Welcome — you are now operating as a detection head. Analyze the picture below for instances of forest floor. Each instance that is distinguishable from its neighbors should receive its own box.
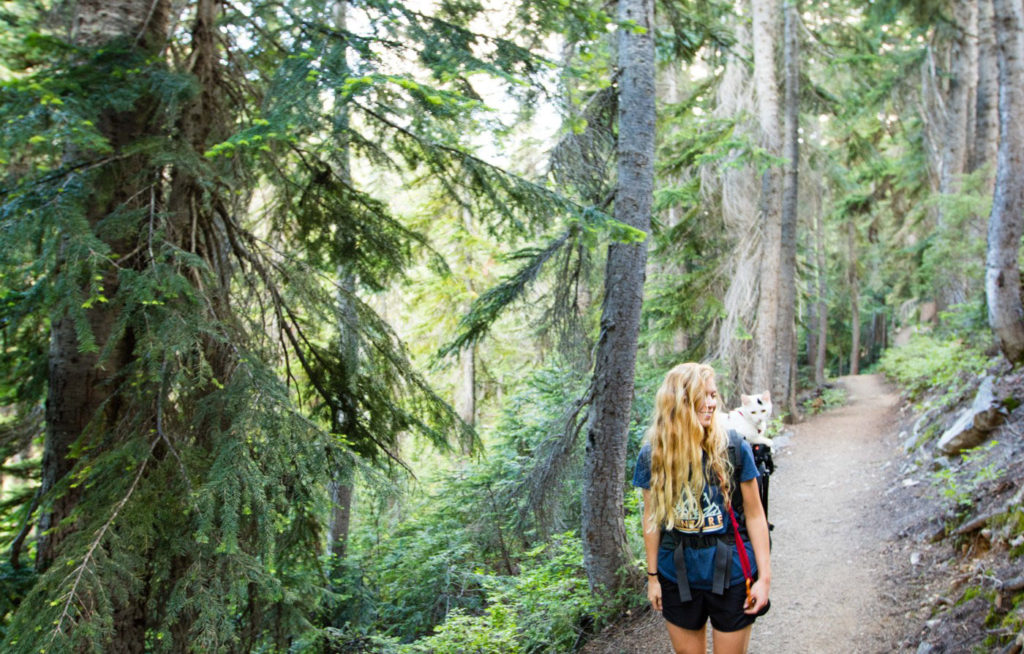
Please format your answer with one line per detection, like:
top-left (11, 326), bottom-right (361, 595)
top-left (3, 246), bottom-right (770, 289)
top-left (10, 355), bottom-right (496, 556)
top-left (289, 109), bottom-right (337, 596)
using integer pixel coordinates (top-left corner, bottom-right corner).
top-left (582, 373), bottom-right (941, 654)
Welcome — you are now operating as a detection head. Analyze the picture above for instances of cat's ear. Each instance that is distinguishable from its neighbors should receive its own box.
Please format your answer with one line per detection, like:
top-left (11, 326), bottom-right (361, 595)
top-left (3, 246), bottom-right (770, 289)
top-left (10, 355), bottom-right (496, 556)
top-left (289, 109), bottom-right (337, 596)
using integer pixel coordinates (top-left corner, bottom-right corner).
top-left (762, 391), bottom-right (771, 402)
top-left (741, 394), bottom-right (753, 404)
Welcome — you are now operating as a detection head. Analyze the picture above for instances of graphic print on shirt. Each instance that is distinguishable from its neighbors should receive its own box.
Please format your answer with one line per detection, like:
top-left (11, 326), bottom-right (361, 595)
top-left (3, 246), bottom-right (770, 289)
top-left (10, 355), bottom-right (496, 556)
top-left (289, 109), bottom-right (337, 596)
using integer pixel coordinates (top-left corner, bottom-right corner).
top-left (672, 488), bottom-right (725, 533)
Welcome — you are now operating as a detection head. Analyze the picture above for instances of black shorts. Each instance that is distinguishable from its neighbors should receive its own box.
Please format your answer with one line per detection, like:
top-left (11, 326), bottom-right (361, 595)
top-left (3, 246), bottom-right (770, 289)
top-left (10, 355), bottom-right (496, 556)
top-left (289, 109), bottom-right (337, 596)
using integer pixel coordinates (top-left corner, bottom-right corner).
top-left (658, 574), bottom-right (762, 632)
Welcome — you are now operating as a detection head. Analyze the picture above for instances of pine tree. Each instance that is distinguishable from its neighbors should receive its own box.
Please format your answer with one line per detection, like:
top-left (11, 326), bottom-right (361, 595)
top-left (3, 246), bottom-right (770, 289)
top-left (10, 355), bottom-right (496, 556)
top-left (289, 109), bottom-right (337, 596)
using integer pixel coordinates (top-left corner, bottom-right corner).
top-left (580, 0), bottom-right (655, 595)
top-left (986, 0), bottom-right (1024, 363)
top-left (0, 0), bottom-right (573, 649)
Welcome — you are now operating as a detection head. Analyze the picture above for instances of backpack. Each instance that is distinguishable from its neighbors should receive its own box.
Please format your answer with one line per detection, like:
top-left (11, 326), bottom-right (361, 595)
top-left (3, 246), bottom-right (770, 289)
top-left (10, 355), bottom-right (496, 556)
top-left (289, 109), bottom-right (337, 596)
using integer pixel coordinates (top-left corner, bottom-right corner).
top-left (725, 430), bottom-right (774, 526)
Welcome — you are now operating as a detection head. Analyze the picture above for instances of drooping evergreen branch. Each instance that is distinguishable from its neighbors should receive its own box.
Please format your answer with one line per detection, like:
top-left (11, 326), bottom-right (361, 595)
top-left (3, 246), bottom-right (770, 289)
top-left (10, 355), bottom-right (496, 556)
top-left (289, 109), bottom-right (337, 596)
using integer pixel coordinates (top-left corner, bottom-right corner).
top-left (520, 377), bottom-right (595, 535)
top-left (9, 487), bottom-right (40, 570)
top-left (48, 436), bottom-right (159, 645)
top-left (155, 356), bottom-right (194, 499)
top-left (438, 228), bottom-right (574, 359)
top-left (216, 206), bottom-right (415, 468)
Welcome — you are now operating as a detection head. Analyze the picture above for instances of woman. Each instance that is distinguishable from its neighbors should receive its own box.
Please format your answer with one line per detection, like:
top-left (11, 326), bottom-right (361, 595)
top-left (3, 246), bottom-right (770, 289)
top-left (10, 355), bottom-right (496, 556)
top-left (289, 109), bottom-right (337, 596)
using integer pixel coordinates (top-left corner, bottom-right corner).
top-left (632, 363), bottom-right (771, 654)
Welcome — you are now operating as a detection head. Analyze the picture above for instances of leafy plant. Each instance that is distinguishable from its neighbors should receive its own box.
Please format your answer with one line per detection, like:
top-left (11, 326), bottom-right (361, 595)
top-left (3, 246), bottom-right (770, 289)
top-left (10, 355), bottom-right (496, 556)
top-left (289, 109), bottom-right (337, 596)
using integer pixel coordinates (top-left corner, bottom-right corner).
top-left (931, 441), bottom-right (1003, 509)
top-left (802, 386), bottom-right (847, 416)
top-left (404, 532), bottom-right (605, 654)
top-left (877, 332), bottom-right (991, 403)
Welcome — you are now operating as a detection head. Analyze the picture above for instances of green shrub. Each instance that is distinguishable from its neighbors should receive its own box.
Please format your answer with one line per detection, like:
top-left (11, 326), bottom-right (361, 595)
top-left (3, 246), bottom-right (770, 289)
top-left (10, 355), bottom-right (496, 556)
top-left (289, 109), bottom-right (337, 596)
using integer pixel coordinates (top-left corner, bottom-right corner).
top-left (878, 333), bottom-right (990, 402)
top-left (404, 532), bottom-right (603, 654)
top-left (802, 386), bottom-right (847, 416)
top-left (931, 441), bottom-right (1003, 510)
top-left (404, 605), bottom-right (520, 654)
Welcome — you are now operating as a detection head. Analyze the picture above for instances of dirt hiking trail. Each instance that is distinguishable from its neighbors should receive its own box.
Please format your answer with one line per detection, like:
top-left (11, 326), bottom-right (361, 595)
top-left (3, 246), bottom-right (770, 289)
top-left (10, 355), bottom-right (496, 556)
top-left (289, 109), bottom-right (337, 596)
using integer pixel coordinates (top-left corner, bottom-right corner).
top-left (584, 374), bottom-right (908, 654)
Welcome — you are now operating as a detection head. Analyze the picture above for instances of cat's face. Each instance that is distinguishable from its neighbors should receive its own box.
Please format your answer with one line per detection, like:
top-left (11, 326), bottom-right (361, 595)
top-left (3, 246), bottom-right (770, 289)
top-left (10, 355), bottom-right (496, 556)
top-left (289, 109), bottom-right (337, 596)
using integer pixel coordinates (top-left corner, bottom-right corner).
top-left (739, 391), bottom-right (772, 424)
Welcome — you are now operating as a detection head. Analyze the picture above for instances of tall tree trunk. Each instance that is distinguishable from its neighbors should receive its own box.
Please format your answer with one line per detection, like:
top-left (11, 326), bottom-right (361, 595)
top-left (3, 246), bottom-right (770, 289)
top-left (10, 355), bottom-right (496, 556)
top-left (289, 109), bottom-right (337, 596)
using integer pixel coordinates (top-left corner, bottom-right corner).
top-left (751, 0), bottom-right (783, 394)
top-left (455, 207), bottom-right (477, 427)
top-left (455, 345), bottom-right (476, 425)
top-left (811, 196), bottom-right (827, 384)
top-left (847, 217), bottom-right (860, 375)
top-left (935, 0), bottom-right (978, 309)
top-left (775, 0), bottom-right (800, 415)
top-left (814, 205), bottom-right (828, 385)
top-left (806, 299), bottom-right (817, 368)
top-left (329, 271), bottom-right (357, 560)
top-left (649, 60), bottom-right (688, 360)
top-left (986, 0), bottom-right (1024, 364)
top-left (328, 476), bottom-right (353, 558)
top-left (326, 0), bottom-right (358, 561)
top-left (40, 0), bottom-right (170, 570)
top-left (712, 19), bottom-right (761, 392)
top-left (581, 0), bottom-right (654, 595)
top-left (40, 1), bottom-right (171, 650)
top-left (973, 0), bottom-right (1000, 184)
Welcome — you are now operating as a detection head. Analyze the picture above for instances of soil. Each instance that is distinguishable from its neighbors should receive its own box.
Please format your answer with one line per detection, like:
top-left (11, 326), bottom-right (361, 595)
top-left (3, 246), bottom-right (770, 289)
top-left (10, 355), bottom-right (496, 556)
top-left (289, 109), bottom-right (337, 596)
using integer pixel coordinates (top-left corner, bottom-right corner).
top-left (581, 374), bottom-right (933, 654)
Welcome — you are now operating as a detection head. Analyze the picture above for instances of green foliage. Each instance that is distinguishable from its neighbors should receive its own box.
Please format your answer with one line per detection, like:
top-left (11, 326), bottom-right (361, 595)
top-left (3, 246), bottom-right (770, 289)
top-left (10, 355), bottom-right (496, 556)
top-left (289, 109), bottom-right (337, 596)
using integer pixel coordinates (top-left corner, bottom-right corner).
top-left (406, 606), bottom-right (521, 654)
top-left (931, 442), bottom-right (1003, 510)
top-left (983, 593), bottom-right (1024, 650)
top-left (918, 166), bottom-right (992, 306)
top-left (877, 332), bottom-right (990, 403)
top-left (0, 0), bottom-right (593, 650)
top-left (801, 386), bottom-right (848, 416)
top-left (338, 363), bottom-right (593, 642)
top-left (405, 533), bottom-right (603, 654)
top-left (999, 507), bottom-right (1024, 559)
top-left (0, 563), bottom-right (35, 642)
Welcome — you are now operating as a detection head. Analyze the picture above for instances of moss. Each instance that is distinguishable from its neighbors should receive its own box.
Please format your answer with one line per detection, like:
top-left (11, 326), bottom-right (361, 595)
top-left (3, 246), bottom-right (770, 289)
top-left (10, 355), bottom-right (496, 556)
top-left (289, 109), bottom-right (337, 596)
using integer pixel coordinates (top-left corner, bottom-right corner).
top-left (983, 595), bottom-right (1024, 650)
top-left (915, 422), bottom-right (941, 449)
top-left (993, 508), bottom-right (1024, 558)
top-left (959, 586), bottom-right (983, 604)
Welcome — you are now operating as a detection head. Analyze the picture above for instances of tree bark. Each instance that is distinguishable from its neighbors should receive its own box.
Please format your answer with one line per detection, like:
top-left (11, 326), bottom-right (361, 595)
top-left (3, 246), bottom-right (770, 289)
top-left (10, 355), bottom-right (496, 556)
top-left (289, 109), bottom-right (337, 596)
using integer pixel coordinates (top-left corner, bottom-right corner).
top-left (814, 207), bottom-right (828, 385)
top-left (935, 0), bottom-right (977, 309)
top-left (648, 60), bottom-right (688, 360)
top-left (806, 287), bottom-right (817, 377)
top-left (986, 0), bottom-right (1024, 364)
top-left (330, 272), bottom-right (356, 559)
top-left (328, 477), bottom-right (353, 559)
top-left (40, 0), bottom-right (169, 571)
top-left (40, 2), bottom-right (171, 651)
top-left (581, 0), bottom-right (654, 595)
top-left (455, 345), bottom-right (476, 425)
top-left (775, 0), bottom-right (800, 414)
top-left (751, 0), bottom-right (783, 394)
top-left (972, 0), bottom-right (1000, 183)
top-left (455, 208), bottom-right (477, 427)
top-left (325, 0), bottom-right (358, 560)
top-left (847, 217), bottom-right (860, 375)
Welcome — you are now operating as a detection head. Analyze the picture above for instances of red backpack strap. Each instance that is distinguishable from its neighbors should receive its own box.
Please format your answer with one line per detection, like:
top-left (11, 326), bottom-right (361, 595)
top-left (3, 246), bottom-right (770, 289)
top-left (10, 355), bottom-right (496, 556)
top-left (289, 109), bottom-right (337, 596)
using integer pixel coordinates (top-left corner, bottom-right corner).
top-left (728, 506), bottom-right (753, 598)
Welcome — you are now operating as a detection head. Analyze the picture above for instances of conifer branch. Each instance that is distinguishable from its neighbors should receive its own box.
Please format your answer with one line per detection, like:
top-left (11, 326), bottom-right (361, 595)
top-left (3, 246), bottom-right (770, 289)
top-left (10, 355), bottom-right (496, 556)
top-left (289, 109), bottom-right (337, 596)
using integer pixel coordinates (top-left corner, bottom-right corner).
top-left (438, 228), bottom-right (575, 359)
top-left (9, 487), bottom-right (41, 570)
top-left (0, 154), bottom-right (122, 197)
top-left (49, 437), bottom-right (159, 644)
top-left (353, 101), bottom-right (585, 216)
top-left (157, 357), bottom-right (194, 500)
top-left (521, 378), bottom-right (595, 534)
top-left (216, 208), bottom-right (409, 469)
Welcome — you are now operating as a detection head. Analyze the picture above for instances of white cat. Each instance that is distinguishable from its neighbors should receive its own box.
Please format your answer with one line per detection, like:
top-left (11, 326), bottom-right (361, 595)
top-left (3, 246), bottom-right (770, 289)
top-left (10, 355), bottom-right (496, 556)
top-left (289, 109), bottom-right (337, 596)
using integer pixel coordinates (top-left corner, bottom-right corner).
top-left (719, 391), bottom-right (773, 450)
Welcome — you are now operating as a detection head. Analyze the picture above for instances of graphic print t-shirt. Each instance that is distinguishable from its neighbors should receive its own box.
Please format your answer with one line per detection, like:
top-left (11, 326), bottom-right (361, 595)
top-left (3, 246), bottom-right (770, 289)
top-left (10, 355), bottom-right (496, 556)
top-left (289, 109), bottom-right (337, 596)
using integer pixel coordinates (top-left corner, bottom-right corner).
top-left (632, 436), bottom-right (758, 590)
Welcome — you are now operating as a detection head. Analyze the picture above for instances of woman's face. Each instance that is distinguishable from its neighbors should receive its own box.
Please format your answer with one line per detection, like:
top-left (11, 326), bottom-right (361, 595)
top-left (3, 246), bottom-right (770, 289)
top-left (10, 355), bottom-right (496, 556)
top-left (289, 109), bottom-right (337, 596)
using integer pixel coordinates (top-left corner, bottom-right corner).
top-left (696, 377), bottom-right (718, 428)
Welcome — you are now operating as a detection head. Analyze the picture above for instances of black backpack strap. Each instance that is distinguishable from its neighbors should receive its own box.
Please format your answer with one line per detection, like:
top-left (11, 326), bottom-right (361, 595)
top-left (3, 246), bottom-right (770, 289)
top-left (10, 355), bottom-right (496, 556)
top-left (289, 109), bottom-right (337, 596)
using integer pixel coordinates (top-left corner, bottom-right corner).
top-left (725, 430), bottom-right (746, 519)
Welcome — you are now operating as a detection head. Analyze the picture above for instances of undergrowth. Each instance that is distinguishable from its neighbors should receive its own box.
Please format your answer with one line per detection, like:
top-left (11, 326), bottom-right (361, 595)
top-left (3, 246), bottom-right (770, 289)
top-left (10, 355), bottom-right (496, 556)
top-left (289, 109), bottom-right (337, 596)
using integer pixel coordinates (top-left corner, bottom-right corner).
top-left (801, 386), bottom-right (847, 416)
top-left (877, 332), bottom-right (990, 405)
top-left (930, 441), bottom-right (1003, 511)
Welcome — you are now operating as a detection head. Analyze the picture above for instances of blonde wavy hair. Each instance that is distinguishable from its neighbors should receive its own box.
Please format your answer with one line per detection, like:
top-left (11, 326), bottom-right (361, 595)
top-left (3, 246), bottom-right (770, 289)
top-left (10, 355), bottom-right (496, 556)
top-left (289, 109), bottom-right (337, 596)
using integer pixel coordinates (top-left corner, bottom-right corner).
top-left (645, 362), bottom-right (733, 532)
